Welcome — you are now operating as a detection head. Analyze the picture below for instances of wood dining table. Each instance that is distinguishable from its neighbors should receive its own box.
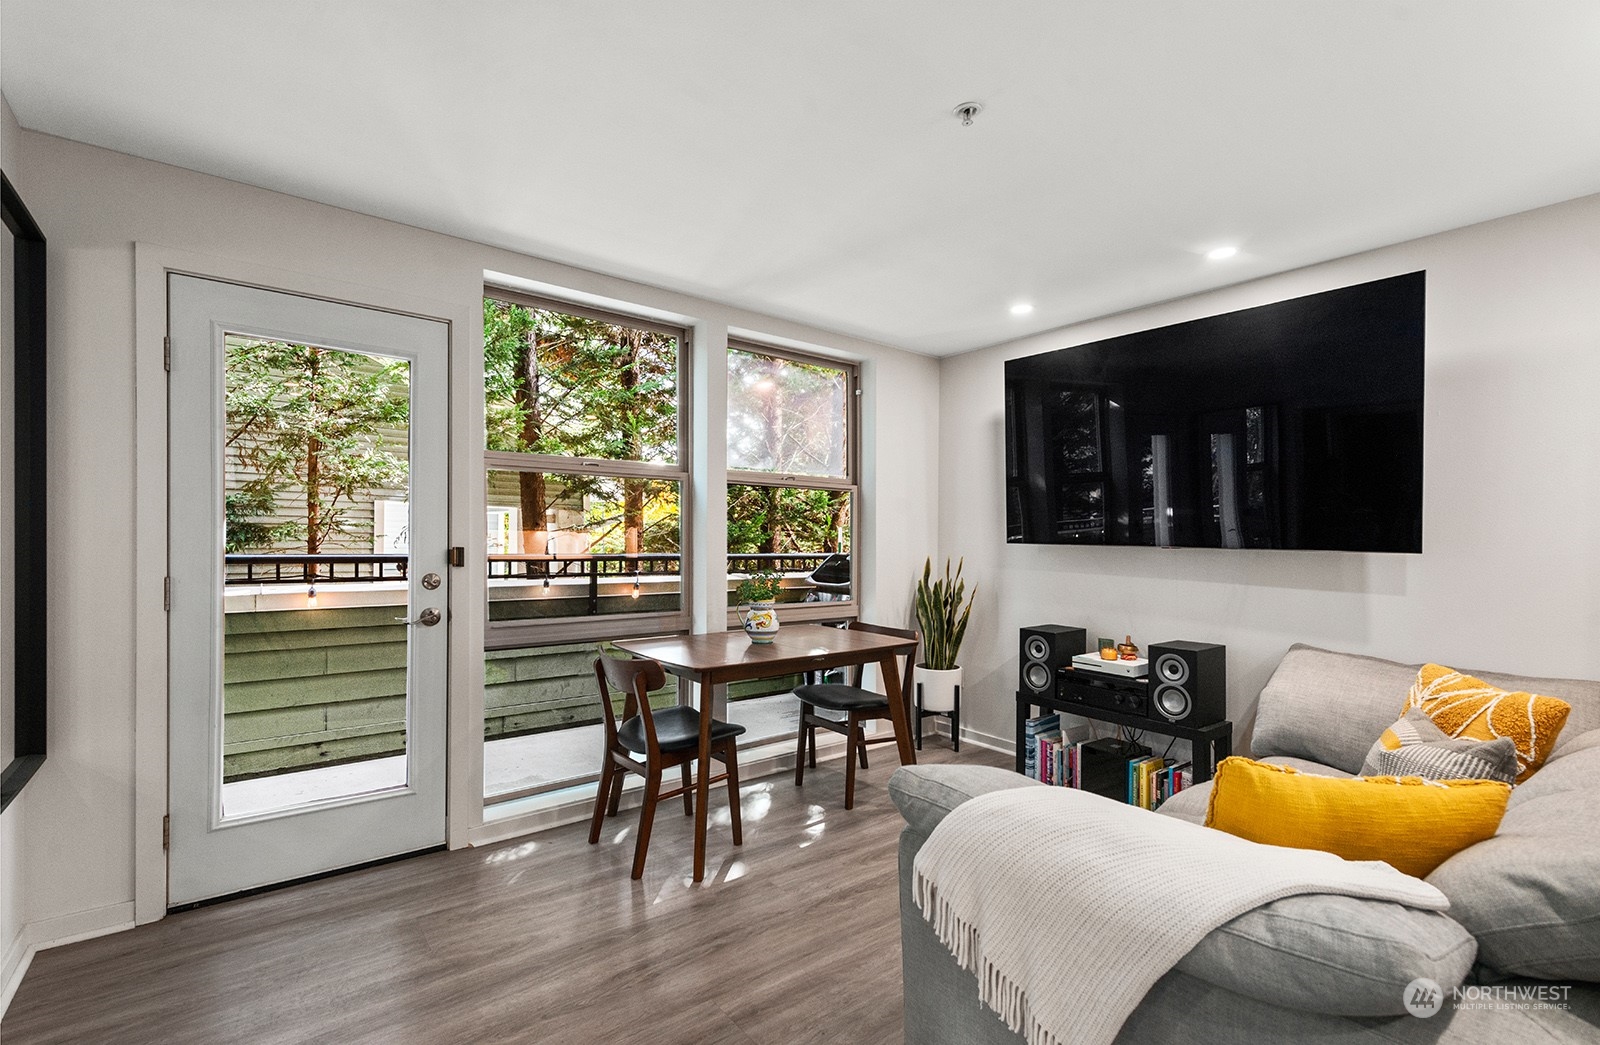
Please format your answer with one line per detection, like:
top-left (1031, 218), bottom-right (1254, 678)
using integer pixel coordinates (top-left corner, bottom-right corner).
top-left (611, 624), bottom-right (920, 882)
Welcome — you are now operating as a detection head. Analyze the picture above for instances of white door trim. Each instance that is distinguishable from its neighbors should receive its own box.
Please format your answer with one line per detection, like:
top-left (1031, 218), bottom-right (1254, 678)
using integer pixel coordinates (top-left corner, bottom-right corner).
top-left (132, 244), bottom-right (478, 924)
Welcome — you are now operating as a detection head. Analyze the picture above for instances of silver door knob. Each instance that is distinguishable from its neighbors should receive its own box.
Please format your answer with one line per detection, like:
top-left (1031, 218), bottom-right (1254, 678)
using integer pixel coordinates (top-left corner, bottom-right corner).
top-left (396, 608), bottom-right (442, 627)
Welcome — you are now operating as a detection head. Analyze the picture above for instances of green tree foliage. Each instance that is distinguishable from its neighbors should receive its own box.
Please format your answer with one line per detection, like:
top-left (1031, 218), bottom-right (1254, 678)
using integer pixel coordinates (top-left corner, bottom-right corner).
top-left (483, 299), bottom-right (678, 554)
top-left (726, 484), bottom-right (849, 555)
top-left (225, 338), bottom-right (410, 554)
top-left (223, 490), bottom-right (300, 554)
top-left (577, 476), bottom-right (681, 555)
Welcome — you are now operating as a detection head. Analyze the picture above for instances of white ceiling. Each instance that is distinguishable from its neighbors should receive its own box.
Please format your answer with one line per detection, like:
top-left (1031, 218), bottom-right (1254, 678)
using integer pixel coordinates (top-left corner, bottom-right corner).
top-left (4, 1), bottom-right (1599, 356)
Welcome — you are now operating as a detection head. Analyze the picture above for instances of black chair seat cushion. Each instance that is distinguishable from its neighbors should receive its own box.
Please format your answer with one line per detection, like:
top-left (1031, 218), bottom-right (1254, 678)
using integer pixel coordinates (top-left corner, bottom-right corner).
top-left (794, 683), bottom-right (890, 712)
top-left (618, 706), bottom-right (747, 755)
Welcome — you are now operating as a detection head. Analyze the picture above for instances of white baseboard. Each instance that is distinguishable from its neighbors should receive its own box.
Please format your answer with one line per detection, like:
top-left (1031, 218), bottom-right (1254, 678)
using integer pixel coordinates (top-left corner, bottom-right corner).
top-left (952, 722), bottom-right (1019, 756)
top-left (1, 902), bottom-right (137, 1018)
top-left (1, 926), bottom-right (32, 1018)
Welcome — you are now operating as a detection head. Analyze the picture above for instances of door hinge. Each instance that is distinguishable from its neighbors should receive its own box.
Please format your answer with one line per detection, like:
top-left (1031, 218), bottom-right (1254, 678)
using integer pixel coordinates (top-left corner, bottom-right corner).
top-left (162, 815), bottom-right (170, 850)
top-left (164, 576), bottom-right (171, 611)
top-left (163, 336), bottom-right (171, 372)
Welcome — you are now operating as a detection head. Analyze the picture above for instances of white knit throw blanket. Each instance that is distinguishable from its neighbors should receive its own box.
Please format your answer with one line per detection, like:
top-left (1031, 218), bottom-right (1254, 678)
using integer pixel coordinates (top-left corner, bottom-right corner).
top-left (913, 787), bottom-right (1449, 1045)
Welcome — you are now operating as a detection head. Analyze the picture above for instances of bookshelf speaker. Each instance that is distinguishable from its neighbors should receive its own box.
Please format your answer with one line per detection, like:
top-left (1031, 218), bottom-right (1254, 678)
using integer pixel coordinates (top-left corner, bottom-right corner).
top-left (1019, 625), bottom-right (1086, 697)
top-left (1149, 640), bottom-right (1227, 725)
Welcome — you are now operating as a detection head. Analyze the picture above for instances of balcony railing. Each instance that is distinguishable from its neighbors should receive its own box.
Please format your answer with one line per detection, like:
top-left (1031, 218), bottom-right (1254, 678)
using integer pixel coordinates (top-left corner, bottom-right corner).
top-left (225, 552), bottom-right (846, 585)
top-left (226, 553), bottom-right (410, 584)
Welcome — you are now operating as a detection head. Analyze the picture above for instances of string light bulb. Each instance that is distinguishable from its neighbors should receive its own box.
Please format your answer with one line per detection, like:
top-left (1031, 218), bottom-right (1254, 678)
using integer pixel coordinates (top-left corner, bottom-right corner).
top-left (632, 574), bottom-right (641, 599)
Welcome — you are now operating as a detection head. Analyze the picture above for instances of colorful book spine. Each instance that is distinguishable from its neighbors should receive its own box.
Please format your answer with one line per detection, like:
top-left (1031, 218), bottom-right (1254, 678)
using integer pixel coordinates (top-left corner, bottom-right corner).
top-left (1023, 714), bottom-right (1060, 781)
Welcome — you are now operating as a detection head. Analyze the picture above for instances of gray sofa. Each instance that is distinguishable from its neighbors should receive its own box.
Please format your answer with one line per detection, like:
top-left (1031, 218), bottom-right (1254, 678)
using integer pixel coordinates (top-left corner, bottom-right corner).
top-left (894, 644), bottom-right (1600, 1044)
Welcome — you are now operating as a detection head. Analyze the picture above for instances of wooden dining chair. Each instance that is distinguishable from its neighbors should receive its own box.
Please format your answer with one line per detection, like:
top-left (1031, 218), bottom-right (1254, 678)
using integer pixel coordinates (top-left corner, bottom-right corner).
top-left (588, 653), bottom-right (746, 879)
top-left (792, 622), bottom-right (917, 809)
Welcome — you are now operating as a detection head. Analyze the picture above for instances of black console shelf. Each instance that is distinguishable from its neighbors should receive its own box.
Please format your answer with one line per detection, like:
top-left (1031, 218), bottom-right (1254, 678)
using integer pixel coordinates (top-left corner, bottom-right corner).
top-left (1015, 667), bottom-right (1233, 783)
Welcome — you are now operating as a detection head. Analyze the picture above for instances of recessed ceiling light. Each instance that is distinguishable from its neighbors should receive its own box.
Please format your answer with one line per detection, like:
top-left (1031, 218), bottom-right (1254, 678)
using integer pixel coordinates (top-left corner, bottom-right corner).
top-left (1206, 246), bottom-right (1238, 261)
top-left (1010, 302), bottom-right (1034, 316)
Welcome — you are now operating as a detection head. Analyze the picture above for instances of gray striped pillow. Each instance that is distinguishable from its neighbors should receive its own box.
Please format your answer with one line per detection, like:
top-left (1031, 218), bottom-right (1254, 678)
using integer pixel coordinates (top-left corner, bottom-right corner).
top-left (1360, 709), bottom-right (1518, 785)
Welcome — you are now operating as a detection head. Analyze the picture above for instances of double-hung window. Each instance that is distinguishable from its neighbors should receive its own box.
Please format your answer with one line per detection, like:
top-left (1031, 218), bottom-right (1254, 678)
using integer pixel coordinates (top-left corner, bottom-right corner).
top-left (725, 342), bottom-right (858, 622)
top-left (482, 291), bottom-right (689, 646)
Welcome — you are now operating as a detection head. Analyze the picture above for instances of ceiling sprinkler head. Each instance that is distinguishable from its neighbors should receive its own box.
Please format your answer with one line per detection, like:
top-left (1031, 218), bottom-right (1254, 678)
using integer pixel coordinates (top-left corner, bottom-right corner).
top-left (953, 101), bottom-right (983, 126)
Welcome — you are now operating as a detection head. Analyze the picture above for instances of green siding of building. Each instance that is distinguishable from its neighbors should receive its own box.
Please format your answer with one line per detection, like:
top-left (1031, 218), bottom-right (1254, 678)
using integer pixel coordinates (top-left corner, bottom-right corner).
top-left (223, 606), bottom-right (796, 781)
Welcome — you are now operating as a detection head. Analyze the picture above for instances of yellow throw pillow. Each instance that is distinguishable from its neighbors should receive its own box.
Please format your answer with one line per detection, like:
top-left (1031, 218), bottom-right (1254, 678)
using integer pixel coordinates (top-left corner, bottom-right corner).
top-left (1406, 664), bottom-right (1570, 782)
top-left (1204, 757), bottom-right (1510, 878)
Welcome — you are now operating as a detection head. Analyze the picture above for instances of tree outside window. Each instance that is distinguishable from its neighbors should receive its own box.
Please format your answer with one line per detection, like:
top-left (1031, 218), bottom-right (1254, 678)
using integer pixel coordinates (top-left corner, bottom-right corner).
top-left (223, 336), bottom-right (411, 555)
top-left (483, 298), bottom-right (678, 556)
top-left (726, 344), bottom-right (856, 607)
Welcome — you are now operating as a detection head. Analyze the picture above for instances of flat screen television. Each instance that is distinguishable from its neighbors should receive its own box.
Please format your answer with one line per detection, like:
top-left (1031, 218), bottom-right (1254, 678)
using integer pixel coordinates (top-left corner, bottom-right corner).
top-left (1005, 272), bottom-right (1424, 553)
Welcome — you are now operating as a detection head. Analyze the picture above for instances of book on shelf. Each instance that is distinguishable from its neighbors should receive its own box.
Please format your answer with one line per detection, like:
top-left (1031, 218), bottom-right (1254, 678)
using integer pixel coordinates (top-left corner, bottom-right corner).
top-left (1125, 755), bottom-right (1172, 809)
top-left (1038, 730), bottom-right (1063, 784)
top-left (1024, 713), bottom-right (1060, 781)
top-left (1152, 762), bottom-right (1193, 808)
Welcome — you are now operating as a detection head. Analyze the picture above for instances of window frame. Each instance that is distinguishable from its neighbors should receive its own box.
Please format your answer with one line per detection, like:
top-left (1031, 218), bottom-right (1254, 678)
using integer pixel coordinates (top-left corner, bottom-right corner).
top-left (482, 287), bottom-right (693, 648)
top-left (724, 339), bottom-right (859, 626)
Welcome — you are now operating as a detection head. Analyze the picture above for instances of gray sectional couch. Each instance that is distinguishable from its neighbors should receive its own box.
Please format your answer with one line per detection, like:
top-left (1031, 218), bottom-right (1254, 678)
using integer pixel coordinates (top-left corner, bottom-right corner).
top-left (894, 644), bottom-right (1600, 1043)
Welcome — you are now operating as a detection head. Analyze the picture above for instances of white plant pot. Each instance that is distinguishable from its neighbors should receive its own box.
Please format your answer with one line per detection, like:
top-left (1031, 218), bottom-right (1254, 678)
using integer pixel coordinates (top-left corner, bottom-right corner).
top-left (918, 665), bottom-right (962, 712)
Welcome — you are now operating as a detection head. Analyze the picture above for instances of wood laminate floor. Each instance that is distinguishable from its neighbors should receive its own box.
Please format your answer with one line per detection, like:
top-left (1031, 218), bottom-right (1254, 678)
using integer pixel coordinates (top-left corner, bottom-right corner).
top-left (4, 743), bottom-right (1006, 1045)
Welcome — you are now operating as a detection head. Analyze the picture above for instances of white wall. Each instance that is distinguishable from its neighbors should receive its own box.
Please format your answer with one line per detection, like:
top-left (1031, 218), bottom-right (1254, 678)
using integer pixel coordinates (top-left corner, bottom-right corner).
top-left (4, 128), bottom-right (940, 966)
top-left (940, 191), bottom-right (1600, 751)
top-left (0, 90), bottom-right (27, 1009)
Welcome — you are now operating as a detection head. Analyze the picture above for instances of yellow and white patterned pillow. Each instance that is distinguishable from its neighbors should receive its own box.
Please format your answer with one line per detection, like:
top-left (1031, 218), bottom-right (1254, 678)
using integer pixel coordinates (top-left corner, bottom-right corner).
top-left (1406, 664), bottom-right (1571, 783)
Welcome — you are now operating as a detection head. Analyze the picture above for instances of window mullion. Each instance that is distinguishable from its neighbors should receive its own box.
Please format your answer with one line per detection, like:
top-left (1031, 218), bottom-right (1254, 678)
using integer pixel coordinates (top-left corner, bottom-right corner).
top-left (484, 450), bottom-right (687, 484)
top-left (726, 469), bottom-right (855, 493)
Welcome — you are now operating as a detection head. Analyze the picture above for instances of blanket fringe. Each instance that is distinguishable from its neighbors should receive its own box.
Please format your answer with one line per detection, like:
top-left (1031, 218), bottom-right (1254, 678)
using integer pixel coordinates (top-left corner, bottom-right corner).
top-left (918, 869), bottom-right (1060, 1045)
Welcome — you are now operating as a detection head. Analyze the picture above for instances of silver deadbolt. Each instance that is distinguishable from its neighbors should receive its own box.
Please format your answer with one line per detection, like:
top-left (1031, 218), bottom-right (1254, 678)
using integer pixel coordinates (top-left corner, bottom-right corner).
top-left (421, 572), bottom-right (442, 590)
top-left (396, 608), bottom-right (442, 627)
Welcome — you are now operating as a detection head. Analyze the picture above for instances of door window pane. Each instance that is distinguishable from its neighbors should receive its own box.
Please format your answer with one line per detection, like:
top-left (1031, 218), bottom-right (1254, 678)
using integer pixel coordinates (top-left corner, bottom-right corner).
top-left (221, 336), bottom-right (412, 815)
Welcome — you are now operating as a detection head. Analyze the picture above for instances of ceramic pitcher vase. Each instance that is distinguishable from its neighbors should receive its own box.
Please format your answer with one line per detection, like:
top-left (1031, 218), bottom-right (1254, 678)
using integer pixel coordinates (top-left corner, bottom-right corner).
top-left (739, 601), bottom-right (779, 644)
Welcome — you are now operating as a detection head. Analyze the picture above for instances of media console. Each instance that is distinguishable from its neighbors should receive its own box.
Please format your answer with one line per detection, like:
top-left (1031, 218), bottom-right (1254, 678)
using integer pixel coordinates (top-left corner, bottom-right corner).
top-left (1014, 663), bottom-right (1233, 783)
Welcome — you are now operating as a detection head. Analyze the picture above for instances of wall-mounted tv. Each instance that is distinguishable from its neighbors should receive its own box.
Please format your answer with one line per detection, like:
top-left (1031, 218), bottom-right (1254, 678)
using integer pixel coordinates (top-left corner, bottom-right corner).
top-left (1005, 272), bottom-right (1424, 553)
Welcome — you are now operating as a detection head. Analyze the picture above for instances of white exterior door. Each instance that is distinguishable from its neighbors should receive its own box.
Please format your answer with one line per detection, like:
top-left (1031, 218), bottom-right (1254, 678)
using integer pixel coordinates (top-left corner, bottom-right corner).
top-left (167, 274), bottom-right (449, 906)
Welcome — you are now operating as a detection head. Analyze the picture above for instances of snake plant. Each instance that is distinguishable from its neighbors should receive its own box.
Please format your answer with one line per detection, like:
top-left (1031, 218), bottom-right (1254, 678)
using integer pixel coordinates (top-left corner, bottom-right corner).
top-left (914, 557), bottom-right (976, 671)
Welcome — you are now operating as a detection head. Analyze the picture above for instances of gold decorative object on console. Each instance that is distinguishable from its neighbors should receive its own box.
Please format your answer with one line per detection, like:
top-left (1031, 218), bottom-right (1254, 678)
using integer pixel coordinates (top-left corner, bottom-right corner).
top-left (1117, 635), bottom-right (1140, 661)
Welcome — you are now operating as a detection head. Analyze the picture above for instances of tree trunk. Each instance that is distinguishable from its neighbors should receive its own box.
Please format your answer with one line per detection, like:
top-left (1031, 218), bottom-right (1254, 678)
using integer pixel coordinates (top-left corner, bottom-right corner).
top-left (515, 330), bottom-right (548, 553)
top-left (306, 435), bottom-right (321, 554)
top-left (759, 485), bottom-right (779, 554)
top-left (623, 480), bottom-right (643, 556)
top-left (620, 329), bottom-right (644, 553)
top-left (825, 491), bottom-right (848, 553)
top-left (305, 348), bottom-right (322, 555)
